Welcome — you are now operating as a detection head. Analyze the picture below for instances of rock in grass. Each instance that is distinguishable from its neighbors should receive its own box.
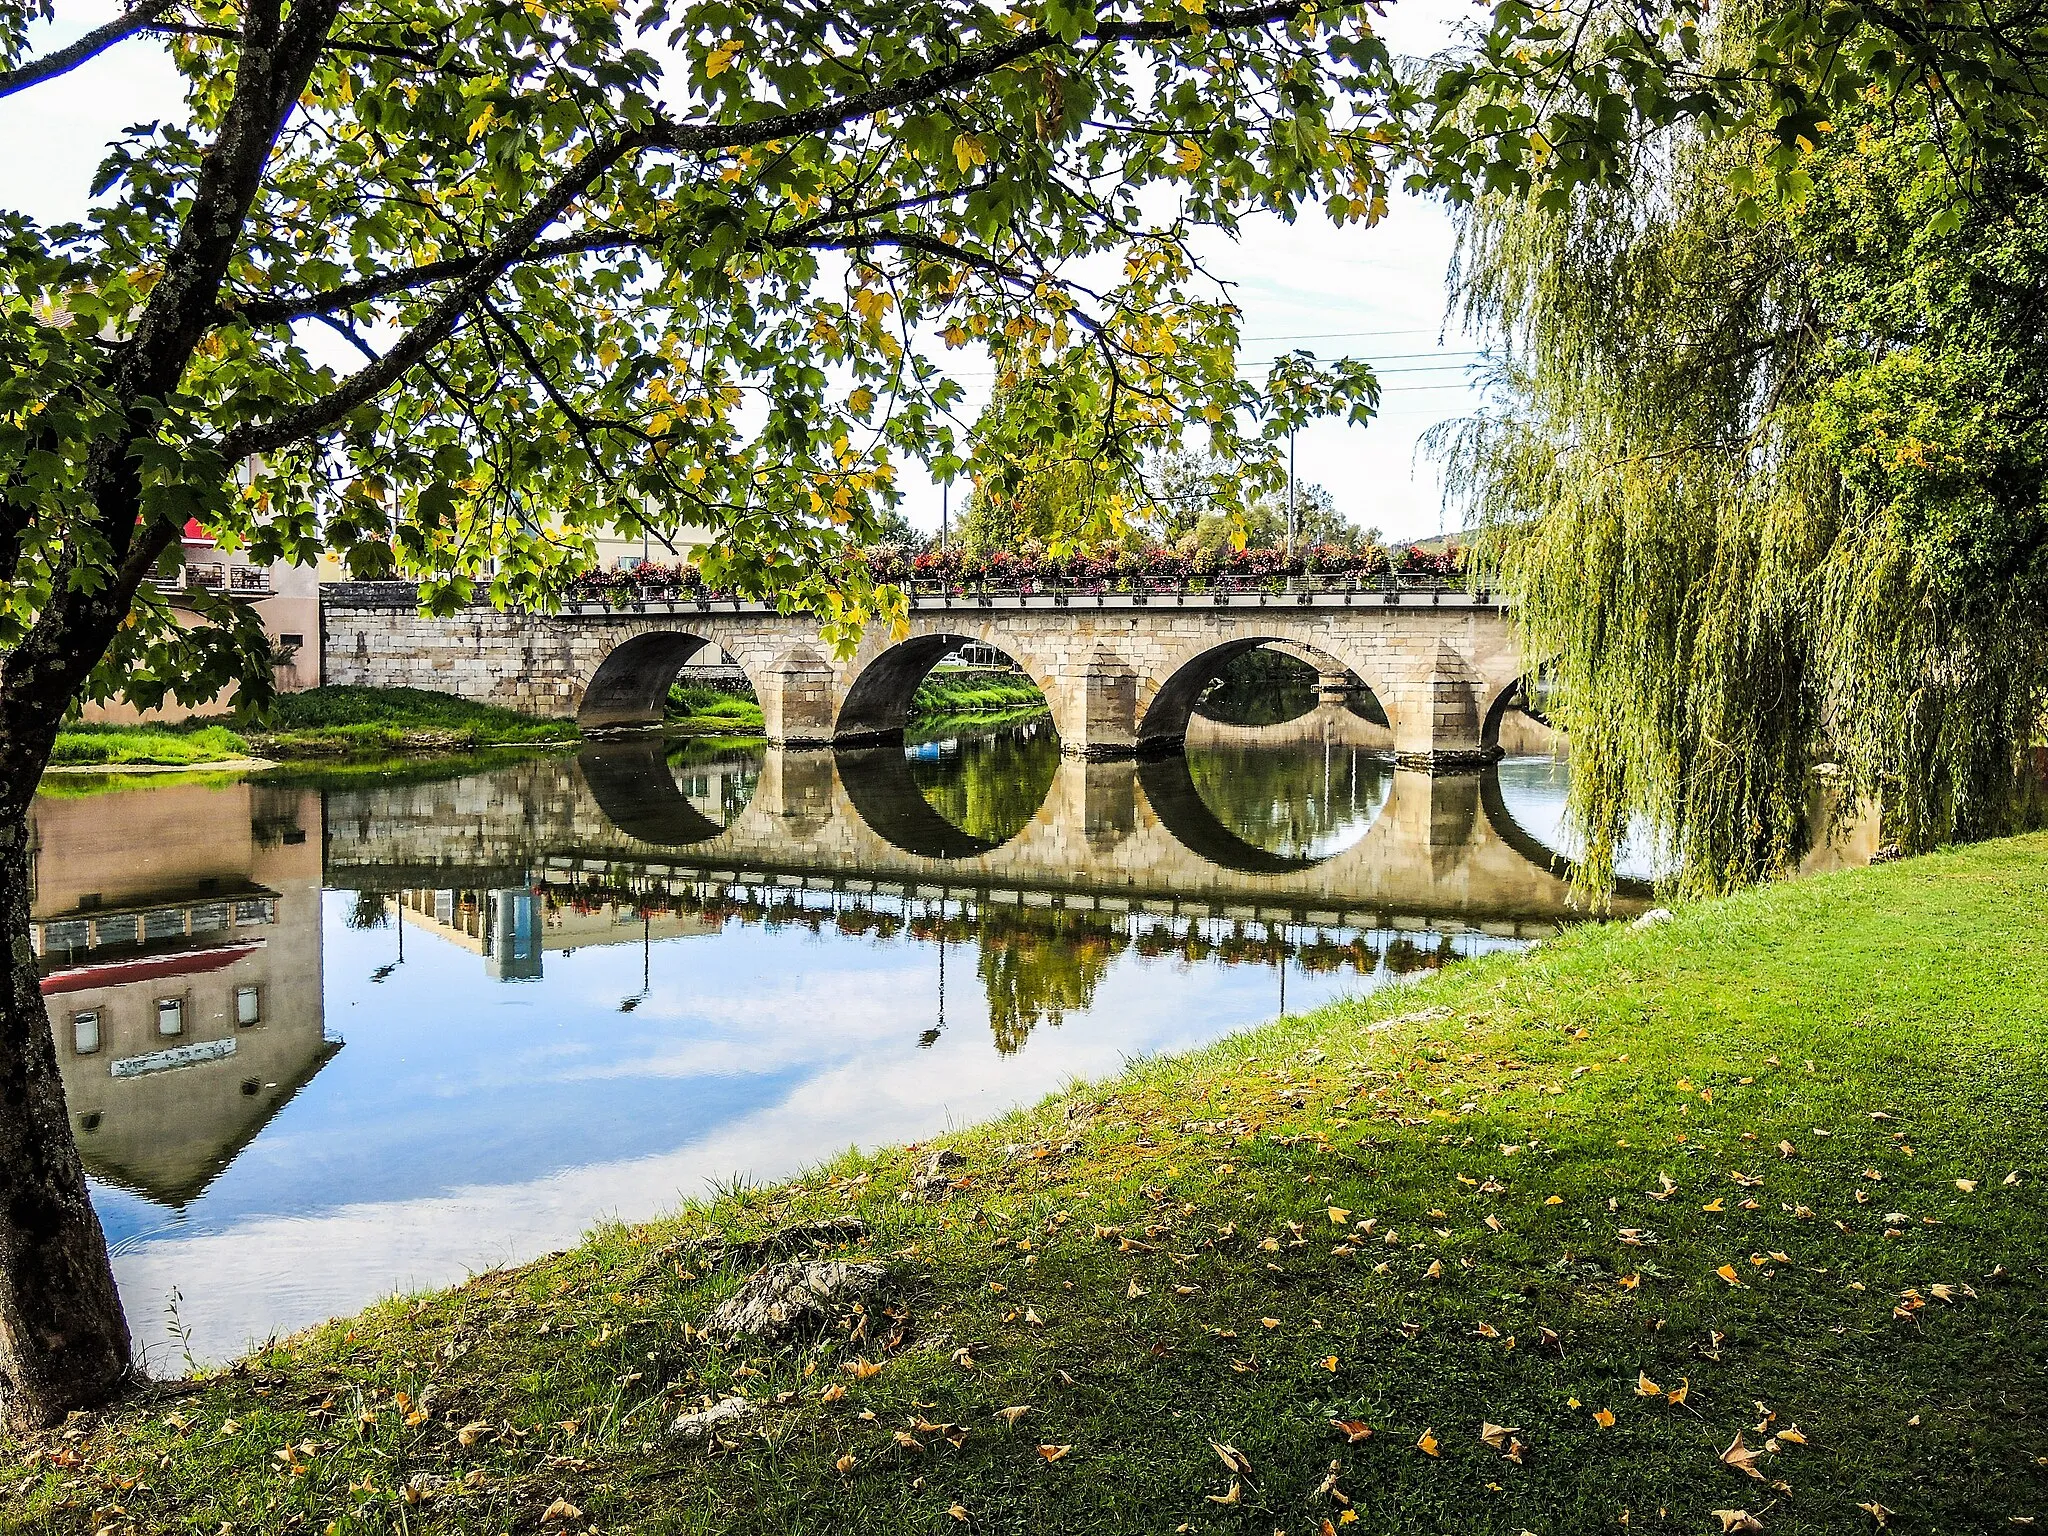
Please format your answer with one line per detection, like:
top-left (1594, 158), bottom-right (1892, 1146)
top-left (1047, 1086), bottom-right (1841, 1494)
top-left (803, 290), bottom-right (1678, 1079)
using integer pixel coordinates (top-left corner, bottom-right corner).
top-left (692, 1217), bottom-right (871, 1270)
top-left (702, 1261), bottom-right (896, 1346)
top-left (1631, 907), bottom-right (1677, 930)
top-left (669, 1395), bottom-right (756, 1443)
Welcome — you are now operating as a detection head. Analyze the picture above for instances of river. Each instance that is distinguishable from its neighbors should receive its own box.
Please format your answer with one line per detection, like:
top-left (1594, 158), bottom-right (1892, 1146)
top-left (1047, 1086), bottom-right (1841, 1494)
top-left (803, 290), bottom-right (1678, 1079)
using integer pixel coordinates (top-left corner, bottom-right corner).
top-left (28, 715), bottom-right (1874, 1367)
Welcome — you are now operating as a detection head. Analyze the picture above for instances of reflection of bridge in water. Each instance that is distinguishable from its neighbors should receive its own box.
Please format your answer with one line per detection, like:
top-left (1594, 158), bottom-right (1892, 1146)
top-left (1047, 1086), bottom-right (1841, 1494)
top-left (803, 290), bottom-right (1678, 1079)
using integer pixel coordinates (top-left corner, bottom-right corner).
top-left (324, 737), bottom-right (1641, 938)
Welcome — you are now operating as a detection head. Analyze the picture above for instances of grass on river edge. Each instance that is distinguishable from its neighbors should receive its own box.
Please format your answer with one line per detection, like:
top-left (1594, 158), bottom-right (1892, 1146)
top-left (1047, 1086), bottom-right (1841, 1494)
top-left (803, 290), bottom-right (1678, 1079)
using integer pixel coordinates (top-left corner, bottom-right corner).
top-left (6, 837), bottom-right (2046, 1535)
top-left (49, 688), bottom-right (578, 767)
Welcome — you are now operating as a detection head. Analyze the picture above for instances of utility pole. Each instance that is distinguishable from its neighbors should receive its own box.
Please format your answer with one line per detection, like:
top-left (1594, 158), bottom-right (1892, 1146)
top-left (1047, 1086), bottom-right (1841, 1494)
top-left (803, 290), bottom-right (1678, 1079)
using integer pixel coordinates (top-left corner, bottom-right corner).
top-left (1285, 430), bottom-right (1297, 560)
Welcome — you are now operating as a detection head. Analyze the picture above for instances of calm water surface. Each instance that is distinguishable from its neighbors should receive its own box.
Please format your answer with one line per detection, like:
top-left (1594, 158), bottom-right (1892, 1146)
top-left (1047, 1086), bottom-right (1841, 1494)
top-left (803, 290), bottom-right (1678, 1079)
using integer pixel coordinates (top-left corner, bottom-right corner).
top-left (28, 716), bottom-right (1865, 1366)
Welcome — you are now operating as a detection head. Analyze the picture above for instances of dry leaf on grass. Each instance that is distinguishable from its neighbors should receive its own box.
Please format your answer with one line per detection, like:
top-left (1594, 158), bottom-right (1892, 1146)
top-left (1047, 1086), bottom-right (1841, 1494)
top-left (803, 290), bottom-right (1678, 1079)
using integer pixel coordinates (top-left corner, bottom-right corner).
top-left (1721, 1433), bottom-right (1763, 1479)
top-left (1331, 1420), bottom-right (1373, 1444)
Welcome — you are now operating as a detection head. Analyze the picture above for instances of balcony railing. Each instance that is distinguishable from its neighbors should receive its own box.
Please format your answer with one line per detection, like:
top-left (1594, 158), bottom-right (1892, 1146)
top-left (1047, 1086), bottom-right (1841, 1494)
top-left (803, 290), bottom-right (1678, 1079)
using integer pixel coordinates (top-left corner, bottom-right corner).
top-left (148, 562), bottom-right (273, 598)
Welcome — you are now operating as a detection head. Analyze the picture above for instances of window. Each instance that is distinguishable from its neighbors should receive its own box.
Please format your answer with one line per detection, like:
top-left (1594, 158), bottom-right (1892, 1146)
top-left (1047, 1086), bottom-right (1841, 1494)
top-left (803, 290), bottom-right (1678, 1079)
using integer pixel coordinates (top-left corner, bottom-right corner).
top-left (233, 898), bottom-right (274, 926)
top-left (144, 908), bottom-right (185, 942)
top-left (235, 985), bottom-right (262, 1027)
top-left (278, 633), bottom-right (304, 650)
top-left (156, 997), bottom-right (183, 1037)
top-left (95, 914), bottom-right (138, 948)
top-left (72, 1011), bottom-right (101, 1056)
top-left (190, 902), bottom-right (227, 934)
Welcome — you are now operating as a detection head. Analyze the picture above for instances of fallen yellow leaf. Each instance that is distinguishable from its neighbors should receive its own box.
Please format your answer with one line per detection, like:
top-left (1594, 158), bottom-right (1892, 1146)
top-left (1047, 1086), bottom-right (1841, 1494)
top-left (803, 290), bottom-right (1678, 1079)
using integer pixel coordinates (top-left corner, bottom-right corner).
top-left (1417, 1428), bottom-right (1440, 1456)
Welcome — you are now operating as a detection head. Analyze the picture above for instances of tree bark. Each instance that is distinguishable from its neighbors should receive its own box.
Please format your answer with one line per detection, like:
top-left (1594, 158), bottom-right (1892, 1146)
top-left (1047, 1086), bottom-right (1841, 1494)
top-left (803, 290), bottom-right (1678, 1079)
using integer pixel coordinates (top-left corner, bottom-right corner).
top-left (0, 815), bottom-right (132, 1430)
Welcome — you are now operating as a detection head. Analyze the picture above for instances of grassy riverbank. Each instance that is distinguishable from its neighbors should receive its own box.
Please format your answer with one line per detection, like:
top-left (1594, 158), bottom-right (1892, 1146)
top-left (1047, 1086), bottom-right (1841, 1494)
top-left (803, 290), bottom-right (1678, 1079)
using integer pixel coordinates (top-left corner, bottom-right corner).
top-left (47, 689), bottom-right (576, 770)
top-left (46, 723), bottom-right (254, 768)
top-left (7, 840), bottom-right (2046, 1534)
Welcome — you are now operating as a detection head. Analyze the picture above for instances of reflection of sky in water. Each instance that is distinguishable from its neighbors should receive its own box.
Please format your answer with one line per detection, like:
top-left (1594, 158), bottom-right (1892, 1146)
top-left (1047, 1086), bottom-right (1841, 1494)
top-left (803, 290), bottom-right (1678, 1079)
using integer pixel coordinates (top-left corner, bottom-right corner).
top-left (72, 736), bottom-right (1600, 1368)
top-left (99, 896), bottom-right (1518, 1367)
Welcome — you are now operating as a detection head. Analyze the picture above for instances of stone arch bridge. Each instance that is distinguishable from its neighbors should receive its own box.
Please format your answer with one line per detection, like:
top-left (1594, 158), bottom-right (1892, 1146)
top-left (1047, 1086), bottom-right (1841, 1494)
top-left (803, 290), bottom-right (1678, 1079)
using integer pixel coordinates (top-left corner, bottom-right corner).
top-left (323, 582), bottom-right (1528, 766)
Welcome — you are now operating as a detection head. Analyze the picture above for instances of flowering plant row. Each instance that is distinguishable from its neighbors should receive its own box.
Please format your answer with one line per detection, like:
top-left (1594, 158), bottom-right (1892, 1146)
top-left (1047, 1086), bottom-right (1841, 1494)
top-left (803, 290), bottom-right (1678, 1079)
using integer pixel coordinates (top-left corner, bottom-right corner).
top-left (864, 541), bottom-right (1469, 590)
top-left (562, 543), bottom-right (1469, 602)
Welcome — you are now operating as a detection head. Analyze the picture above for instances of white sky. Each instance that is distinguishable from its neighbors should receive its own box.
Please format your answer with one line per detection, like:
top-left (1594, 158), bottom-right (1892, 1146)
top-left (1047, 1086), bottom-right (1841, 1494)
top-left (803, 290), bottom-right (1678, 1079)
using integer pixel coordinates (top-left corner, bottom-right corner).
top-left (0, 1), bottom-right (1484, 543)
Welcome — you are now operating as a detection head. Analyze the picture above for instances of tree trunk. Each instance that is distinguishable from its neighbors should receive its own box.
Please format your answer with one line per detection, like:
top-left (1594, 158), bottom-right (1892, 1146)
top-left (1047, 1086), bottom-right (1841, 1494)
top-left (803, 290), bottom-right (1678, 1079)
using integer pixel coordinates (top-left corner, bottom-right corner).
top-left (0, 813), bottom-right (132, 1430)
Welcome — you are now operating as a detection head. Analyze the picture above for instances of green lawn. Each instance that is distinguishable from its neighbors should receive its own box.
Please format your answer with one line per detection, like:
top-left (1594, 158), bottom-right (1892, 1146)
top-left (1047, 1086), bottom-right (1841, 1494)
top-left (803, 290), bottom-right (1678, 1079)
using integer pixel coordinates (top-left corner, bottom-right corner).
top-left (6, 838), bottom-right (2046, 1534)
top-left (47, 723), bottom-right (252, 767)
top-left (244, 686), bottom-right (579, 756)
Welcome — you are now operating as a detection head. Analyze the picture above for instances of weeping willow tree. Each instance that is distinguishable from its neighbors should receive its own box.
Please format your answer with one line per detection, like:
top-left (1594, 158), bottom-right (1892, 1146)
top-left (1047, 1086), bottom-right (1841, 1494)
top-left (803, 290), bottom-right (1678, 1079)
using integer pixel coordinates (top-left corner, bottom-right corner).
top-left (1435, 45), bottom-right (2048, 898)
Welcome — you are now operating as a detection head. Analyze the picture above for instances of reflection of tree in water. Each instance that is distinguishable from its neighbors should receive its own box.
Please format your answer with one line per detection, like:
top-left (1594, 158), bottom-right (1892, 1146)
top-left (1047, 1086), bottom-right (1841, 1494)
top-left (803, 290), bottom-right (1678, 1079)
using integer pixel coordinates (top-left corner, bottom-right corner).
top-left (1185, 742), bottom-right (1391, 860)
top-left (1384, 933), bottom-right (1459, 974)
top-left (969, 908), bottom-right (1126, 1054)
top-left (346, 891), bottom-right (391, 929)
top-left (903, 721), bottom-right (1060, 844)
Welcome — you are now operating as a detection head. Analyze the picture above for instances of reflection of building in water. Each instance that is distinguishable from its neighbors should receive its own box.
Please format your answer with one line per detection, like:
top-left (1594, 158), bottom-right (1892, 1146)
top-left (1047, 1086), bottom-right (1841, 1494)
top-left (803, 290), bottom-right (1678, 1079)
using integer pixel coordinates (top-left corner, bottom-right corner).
top-left (26, 780), bottom-right (335, 1206)
top-left (395, 887), bottom-right (720, 980)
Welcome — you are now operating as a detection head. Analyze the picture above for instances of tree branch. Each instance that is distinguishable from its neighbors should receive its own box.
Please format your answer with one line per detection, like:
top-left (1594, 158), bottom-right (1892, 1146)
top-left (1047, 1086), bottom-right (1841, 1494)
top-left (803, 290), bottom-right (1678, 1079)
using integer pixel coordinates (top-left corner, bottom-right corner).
top-left (0, 0), bottom-right (179, 100)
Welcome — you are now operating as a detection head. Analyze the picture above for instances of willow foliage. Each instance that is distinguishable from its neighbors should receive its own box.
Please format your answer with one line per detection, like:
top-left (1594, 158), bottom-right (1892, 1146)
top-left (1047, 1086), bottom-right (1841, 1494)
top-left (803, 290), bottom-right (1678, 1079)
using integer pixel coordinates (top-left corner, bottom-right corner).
top-left (1437, 79), bottom-right (2048, 898)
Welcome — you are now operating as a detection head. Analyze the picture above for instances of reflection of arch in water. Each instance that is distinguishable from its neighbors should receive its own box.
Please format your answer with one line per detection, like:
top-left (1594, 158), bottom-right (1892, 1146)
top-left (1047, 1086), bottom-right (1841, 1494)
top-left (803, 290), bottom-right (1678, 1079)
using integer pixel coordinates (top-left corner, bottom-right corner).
top-left (1478, 766), bottom-right (1656, 902)
top-left (1134, 753), bottom-right (1322, 875)
top-left (577, 741), bottom-right (744, 846)
top-left (836, 633), bottom-right (1052, 743)
top-left (834, 745), bottom-right (1013, 860)
top-left (1143, 636), bottom-right (1392, 748)
top-left (579, 630), bottom-right (755, 731)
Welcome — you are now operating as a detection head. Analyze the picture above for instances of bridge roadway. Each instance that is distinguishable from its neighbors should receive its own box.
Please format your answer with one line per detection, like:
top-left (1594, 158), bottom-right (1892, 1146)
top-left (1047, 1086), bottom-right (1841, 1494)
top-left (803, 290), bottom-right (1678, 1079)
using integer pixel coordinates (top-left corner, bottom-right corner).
top-left (322, 581), bottom-right (1528, 767)
top-left (319, 741), bottom-right (1642, 938)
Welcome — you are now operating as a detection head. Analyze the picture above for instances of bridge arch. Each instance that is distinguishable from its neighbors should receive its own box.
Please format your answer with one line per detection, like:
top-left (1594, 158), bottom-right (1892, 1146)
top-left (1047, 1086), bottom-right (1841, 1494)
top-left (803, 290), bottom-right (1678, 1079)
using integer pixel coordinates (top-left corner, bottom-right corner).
top-left (1139, 634), bottom-right (1400, 751)
top-left (578, 627), bottom-right (754, 731)
top-left (835, 631), bottom-right (1060, 744)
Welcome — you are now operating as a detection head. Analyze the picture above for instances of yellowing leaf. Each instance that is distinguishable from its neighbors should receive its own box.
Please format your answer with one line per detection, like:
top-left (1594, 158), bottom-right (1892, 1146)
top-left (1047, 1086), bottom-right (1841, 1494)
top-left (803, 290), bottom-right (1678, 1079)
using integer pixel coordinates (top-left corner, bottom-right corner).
top-left (1667, 1379), bottom-right (1690, 1406)
top-left (1332, 1419), bottom-right (1373, 1443)
top-left (455, 1421), bottom-right (490, 1446)
top-left (1038, 1444), bottom-right (1071, 1462)
top-left (1321, 1356), bottom-right (1339, 1372)
top-left (1207, 1481), bottom-right (1242, 1505)
top-left (953, 134), bottom-right (989, 172)
top-left (1480, 1421), bottom-right (1520, 1450)
top-left (1713, 1512), bottom-right (1764, 1533)
top-left (1717, 1264), bottom-right (1743, 1286)
top-left (541, 1500), bottom-right (583, 1525)
top-left (1635, 1373), bottom-right (1661, 1397)
top-left (1592, 1408), bottom-right (1616, 1428)
top-left (995, 1405), bottom-right (1031, 1425)
top-left (1327, 1207), bottom-right (1351, 1225)
top-left (835, 1452), bottom-right (857, 1474)
top-left (705, 39), bottom-right (743, 77)
top-left (1417, 1428), bottom-right (1440, 1456)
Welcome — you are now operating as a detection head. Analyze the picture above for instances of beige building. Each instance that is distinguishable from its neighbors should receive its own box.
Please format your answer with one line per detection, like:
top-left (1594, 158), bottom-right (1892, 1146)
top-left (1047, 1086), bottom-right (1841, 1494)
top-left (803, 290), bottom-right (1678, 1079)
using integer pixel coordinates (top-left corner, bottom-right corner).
top-left (82, 517), bottom-right (323, 725)
top-left (27, 779), bottom-right (333, 1205)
